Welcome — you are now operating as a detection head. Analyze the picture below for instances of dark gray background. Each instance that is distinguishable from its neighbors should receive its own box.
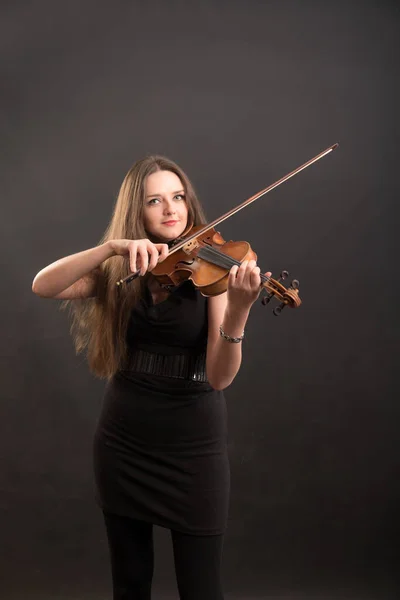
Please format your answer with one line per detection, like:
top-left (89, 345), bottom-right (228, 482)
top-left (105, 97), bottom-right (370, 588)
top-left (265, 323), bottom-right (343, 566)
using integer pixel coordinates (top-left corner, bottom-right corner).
top-left (1, 0), bottom-right (399, 598)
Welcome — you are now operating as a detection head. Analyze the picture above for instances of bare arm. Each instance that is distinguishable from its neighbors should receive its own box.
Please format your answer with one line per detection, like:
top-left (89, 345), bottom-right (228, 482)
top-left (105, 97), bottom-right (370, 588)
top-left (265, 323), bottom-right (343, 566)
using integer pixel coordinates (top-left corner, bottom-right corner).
top-left (206, 259), bottom-right (269, 391)
top-left (31, 242), bottom-right (115, 299)
top-left (31, 238), bottom-right (170, 300)
top-left (206, 294), bottom-right (250, 391)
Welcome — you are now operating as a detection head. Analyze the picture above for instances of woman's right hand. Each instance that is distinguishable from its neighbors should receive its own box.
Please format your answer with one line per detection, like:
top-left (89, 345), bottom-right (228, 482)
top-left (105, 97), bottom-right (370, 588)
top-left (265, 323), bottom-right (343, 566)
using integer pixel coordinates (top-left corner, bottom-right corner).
top-left (109, 239), bottom-right (169, 276)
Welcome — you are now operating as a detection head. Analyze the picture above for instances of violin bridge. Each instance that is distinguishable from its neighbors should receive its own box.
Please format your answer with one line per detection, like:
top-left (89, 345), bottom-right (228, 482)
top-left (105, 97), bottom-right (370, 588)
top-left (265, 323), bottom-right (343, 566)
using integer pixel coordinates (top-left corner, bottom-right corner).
top-left (182, 239), bottom-right (200, 254)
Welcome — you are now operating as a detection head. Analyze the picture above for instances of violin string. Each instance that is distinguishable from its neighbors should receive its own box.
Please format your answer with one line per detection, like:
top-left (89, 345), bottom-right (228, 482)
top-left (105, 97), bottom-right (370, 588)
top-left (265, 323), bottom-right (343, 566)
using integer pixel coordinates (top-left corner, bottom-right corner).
top-left (197, 245), bottom-right (270, 284)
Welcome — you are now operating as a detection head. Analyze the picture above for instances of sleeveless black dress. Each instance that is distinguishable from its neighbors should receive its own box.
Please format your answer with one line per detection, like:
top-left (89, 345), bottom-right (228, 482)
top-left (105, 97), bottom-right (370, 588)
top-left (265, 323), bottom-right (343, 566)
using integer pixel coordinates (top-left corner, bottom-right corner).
top-left (93, 281), bottom-right (230, 535)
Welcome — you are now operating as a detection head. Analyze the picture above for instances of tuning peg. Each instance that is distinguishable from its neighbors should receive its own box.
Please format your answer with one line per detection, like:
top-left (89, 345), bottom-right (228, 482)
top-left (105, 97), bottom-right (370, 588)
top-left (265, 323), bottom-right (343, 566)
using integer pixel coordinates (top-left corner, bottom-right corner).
top-left (290, 279), bottom-right (299, 290)
top-left (278, 270), bottom-right (289, 283)
top-left (261, 291), bottom-right (274, 305)
top-left (273, 302), bottom-right (286, 316)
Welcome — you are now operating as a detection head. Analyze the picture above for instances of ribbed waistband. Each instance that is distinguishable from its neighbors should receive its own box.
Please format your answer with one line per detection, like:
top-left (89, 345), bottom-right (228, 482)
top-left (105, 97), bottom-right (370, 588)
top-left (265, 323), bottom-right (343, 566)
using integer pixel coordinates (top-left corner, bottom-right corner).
top-left (122, 349), bottom-right (208, 382)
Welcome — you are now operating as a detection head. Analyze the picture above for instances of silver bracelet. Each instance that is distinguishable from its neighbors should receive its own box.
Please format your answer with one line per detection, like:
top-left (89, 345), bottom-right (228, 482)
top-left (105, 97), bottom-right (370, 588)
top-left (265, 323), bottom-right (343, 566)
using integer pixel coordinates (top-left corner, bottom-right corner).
top-left (219, 324), bottom-right (244, 343)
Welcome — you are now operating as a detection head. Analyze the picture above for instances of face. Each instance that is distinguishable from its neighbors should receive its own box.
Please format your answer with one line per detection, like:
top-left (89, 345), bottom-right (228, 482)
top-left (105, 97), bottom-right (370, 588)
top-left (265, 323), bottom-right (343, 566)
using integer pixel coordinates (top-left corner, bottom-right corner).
top-left (143, 170), bottom-right (188, 242)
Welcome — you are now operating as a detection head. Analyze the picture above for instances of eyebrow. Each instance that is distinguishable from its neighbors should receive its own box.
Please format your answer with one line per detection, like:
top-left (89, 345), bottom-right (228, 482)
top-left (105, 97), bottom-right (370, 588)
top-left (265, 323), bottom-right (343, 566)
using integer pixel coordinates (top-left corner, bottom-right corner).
top-left (145, 189), bottom-right (185, 199)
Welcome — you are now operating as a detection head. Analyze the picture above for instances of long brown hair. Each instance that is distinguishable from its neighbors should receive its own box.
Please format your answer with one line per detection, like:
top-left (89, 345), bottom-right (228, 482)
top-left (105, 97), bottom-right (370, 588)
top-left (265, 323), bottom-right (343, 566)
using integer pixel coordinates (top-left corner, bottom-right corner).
top-left (63, 155), bottom-right (207, 380)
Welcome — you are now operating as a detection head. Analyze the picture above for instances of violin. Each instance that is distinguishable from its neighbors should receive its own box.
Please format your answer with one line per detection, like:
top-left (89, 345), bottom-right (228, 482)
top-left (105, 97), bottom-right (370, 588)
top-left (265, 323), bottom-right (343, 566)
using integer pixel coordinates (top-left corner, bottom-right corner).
top-left (116, 143), bottom-right (338, 316)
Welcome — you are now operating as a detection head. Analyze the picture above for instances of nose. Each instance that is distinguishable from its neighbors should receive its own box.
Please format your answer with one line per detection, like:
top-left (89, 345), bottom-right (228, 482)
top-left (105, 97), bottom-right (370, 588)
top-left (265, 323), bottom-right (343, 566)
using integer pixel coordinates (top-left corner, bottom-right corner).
top-left (163, 198), bottom-right (177, 215)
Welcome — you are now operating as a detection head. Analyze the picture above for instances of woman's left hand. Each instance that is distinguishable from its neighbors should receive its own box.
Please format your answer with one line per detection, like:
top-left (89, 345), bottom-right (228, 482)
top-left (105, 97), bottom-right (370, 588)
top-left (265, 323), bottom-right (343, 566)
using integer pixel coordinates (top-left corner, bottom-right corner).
top-left (227, 260), bottom-right (270, 312)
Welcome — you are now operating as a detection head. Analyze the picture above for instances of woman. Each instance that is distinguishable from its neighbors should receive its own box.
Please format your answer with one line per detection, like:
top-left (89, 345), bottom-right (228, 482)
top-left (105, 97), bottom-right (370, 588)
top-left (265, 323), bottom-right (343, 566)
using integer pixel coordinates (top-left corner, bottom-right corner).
top-left (32, 155), bottom-right (264, 599)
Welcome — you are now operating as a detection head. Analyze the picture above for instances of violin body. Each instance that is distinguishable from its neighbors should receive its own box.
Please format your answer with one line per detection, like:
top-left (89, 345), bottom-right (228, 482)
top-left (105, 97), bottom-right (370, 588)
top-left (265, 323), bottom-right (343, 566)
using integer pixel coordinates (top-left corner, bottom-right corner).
top-left (151, 226), bottom-right (301, 314)
top-left (152, 226), bottom-right (257, 296)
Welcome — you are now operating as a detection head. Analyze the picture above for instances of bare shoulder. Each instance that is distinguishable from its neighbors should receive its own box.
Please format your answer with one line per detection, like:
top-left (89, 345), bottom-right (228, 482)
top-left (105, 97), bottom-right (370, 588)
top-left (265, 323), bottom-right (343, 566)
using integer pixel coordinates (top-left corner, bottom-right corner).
top-left (54, 268), bottom-right (103, 300)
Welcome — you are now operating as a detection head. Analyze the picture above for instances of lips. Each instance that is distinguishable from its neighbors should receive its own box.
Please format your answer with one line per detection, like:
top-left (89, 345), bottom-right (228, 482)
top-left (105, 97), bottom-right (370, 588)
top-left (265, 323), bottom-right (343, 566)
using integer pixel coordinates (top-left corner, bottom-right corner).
top-left (162, 220), bottom-right (179, 225)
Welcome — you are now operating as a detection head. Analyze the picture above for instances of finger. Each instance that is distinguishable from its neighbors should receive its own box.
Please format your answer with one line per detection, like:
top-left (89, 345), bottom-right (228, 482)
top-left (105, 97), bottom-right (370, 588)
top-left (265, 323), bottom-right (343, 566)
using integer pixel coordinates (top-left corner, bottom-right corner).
top-left (250, 265), bottom-right (261, 289)
top-left (136, 245), bottom-right (149, 276)
top-left (228, 265), bottom-right (239, 288)
top-left (147, 244), bottom-right (160, 271)
top-left (240, 259), bottom-right (256, 288)
top-left (246, 260), bottom-right (257, 281)
top-left (129, 245), bottom-right (138, 273)
top-left (156, 243), bottom-right (169, 262)
top-left (235, 260), bottom-right (248, 286)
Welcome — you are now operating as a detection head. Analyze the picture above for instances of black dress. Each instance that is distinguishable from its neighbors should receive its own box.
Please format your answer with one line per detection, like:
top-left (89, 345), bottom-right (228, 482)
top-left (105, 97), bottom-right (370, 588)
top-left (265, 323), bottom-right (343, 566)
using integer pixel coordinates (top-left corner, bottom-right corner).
top-left (93, 281), bottom-right (230, 535)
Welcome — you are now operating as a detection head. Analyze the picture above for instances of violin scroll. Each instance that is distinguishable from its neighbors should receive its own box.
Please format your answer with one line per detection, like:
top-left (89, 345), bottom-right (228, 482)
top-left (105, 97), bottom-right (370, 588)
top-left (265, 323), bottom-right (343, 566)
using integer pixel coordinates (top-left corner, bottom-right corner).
top-left (261, 271), bottom-right (301, 316)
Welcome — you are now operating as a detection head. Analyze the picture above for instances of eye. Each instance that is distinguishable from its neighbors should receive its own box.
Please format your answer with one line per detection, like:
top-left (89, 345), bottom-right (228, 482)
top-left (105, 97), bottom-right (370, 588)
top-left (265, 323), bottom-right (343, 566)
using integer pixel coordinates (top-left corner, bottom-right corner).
top-left (174, 193), bottom-right (185, 200)
top-left (147, 197), bottom-right (160, 205)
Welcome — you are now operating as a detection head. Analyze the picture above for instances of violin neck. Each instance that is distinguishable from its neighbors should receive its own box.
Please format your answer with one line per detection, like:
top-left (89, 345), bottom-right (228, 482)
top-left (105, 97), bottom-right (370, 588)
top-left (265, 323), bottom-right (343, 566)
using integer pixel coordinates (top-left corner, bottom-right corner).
top-left (197, 246), bottom-right (270, 284)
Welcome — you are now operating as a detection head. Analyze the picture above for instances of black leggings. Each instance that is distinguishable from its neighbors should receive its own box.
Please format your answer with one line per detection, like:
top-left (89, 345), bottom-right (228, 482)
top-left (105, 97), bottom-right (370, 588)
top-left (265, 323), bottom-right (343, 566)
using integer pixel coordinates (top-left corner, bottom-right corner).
top-left (103, 511), bottom-right (225, 600)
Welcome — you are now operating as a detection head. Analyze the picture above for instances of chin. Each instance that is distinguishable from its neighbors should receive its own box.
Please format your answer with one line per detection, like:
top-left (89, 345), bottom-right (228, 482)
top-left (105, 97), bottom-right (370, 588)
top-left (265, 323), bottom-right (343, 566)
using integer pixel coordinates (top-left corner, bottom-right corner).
top-left (151, 227), bottom-right (184, 244)
top-left (163, 224), bottom-right (186, 238)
